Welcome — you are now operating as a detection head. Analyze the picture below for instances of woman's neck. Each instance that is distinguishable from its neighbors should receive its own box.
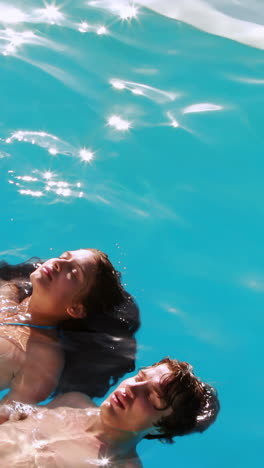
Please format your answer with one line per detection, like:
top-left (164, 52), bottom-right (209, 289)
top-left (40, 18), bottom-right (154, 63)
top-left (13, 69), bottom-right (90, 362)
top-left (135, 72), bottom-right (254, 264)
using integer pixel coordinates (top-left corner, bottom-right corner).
top-left (14, 296), bottom-right (61, 327)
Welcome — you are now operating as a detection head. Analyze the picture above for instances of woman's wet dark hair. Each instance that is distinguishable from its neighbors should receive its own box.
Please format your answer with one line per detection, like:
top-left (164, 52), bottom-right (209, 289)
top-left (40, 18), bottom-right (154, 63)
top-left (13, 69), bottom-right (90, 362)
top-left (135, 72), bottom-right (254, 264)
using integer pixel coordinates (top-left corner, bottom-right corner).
top-left (0, 250), bottom-right (140, 398)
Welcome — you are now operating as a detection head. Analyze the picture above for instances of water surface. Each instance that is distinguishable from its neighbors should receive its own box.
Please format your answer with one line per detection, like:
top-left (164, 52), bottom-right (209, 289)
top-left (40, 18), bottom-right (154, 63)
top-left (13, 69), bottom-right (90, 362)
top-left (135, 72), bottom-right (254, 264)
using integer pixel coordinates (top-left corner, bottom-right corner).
top-left (0, 1), bottom-right (263, 467)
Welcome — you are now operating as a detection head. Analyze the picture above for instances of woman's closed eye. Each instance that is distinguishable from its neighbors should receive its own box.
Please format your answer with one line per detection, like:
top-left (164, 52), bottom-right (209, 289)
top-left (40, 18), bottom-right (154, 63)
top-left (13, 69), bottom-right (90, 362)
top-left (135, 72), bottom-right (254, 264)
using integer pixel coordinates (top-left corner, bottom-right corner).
top-left (58, 254), bottom-right (81, 279)
top-left (59, 252), bottom-right (70, 260)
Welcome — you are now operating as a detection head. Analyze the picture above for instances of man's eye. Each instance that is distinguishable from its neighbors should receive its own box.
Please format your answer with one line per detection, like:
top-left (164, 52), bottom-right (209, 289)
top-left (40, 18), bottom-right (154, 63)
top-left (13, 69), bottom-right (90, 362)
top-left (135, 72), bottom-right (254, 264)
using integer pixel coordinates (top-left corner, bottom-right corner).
top-left (134, 374), bottom-right (144, 383)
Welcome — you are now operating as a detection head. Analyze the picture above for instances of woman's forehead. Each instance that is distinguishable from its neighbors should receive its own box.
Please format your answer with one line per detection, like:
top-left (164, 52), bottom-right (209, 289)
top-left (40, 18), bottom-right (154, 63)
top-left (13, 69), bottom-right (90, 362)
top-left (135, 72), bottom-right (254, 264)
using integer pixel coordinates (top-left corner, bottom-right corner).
top-left (68, 249), bottom-right (97, 264)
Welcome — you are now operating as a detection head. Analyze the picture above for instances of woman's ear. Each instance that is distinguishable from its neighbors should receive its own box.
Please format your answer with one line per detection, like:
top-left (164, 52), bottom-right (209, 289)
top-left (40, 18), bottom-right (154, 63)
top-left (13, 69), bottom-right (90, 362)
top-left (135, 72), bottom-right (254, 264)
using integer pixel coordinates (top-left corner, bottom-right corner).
top-left (147, 426), bottom-right (161, 436)
top-left (66, 304), bottom-right (86, 319)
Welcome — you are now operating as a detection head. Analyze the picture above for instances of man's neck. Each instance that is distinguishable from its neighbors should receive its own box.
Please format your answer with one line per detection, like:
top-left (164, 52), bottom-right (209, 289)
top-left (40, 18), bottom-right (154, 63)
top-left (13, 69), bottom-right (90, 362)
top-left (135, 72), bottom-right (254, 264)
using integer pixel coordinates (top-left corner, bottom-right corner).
top-left (93, 410), bottom-right (141, 457)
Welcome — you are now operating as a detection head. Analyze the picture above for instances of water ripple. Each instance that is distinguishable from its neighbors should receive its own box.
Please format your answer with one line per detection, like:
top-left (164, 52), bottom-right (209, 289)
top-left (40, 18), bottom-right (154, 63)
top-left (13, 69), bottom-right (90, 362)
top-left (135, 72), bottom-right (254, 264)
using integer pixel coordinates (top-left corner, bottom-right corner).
top-left (110, 78), bottom-right (178, 103)
top-left (137, 0), bottom-right (264, 50)
top-left (182, 103), bottom-right (223, 114)
top-left (88, 0), bottom-right (139, 21)
top-left (5, 130), bottom-right (95, 162)
top-left (8, 169), bottom-right (85, 201)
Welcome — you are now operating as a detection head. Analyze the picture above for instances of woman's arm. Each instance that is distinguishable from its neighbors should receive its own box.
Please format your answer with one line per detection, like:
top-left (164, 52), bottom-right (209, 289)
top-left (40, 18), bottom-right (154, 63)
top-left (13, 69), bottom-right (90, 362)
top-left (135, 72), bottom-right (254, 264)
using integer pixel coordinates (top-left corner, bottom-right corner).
top-left (47, 392), bottom-right (95, 409)
top-left (2, 342), bottom-right (64, 405)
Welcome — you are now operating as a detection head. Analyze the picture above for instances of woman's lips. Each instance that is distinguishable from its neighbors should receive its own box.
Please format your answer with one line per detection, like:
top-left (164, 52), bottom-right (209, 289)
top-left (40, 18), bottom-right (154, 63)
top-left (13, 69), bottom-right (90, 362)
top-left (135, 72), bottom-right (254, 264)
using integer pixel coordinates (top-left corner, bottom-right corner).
top-left (42, 266), bottom-right (53, 280)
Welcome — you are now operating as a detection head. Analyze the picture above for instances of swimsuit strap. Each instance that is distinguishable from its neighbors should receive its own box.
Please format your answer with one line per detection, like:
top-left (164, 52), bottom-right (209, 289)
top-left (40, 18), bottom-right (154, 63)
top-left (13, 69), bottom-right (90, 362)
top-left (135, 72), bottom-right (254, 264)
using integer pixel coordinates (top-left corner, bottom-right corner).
top-left (0, 322), bottom-right (57, 330)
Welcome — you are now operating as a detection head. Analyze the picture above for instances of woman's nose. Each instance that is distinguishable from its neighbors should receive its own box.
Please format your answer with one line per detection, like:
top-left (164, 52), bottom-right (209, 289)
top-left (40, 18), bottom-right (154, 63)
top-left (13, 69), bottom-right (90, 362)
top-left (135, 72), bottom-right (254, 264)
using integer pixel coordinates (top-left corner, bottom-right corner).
top-left (52, 259), bottom-right (64, 272)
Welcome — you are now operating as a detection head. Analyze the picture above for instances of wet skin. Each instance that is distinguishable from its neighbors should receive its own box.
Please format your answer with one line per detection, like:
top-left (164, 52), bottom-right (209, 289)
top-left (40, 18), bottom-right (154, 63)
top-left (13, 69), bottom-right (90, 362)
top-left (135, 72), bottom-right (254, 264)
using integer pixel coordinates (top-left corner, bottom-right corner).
top-left (101, 363), bottom-right (173, 434)
top-left (0, 364), bottom-right (174, 467)
top-left (0, 249), bottom-right (99, 404)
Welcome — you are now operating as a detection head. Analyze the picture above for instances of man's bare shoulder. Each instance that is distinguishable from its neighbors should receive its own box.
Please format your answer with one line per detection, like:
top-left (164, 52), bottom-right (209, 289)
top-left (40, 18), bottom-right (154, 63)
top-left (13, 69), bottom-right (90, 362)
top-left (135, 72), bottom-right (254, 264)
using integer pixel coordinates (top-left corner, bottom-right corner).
top-left (47, 392), bottom-right (96, 409)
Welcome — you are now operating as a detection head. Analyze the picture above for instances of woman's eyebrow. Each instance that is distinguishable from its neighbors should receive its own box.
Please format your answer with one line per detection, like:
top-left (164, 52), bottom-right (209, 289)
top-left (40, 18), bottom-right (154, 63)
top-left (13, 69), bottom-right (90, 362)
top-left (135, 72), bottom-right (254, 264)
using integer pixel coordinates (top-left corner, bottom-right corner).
top-left (61, 252), bottom-right (85, 278)
top-left (60, 251), bottom-right (71, 258)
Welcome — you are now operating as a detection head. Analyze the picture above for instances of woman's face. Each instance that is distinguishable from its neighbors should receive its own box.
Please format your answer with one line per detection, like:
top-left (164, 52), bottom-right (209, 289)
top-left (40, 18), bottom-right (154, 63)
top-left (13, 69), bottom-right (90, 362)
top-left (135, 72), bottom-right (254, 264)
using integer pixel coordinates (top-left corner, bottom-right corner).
top-left (30, 249), bottom-right (98, 315)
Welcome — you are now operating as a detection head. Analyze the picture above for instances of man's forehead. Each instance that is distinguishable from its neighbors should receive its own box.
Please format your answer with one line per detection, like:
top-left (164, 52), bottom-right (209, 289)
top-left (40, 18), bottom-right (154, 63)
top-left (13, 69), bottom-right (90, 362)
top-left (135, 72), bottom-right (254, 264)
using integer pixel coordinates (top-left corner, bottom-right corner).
top-left (140, 363), bottom-right (171, 380)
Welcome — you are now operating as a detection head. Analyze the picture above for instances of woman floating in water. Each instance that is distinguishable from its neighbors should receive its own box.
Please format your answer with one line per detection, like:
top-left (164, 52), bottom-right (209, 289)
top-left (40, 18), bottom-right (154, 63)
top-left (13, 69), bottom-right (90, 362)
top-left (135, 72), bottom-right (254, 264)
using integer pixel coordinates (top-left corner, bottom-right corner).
top-left (0, 249), bottom-right (140, 404)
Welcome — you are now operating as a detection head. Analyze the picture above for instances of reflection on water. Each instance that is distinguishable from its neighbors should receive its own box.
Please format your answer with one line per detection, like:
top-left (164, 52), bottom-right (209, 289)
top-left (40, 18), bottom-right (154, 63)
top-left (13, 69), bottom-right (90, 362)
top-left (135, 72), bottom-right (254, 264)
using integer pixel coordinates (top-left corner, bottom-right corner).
top-left (0, 1), bottom-right (263, 468)
top-left (110, 78), bottom-right (177, 103)
top-left (107, 114), bottom-right (132, 131)
top-left (182, 103), bottom-right (223, 114)
top-left (6, 130), bottom-right (95, 162)
top-left (1, 0), bottom-right (264, 49)
top-left (88, 0), bottom-right (139, 21)
top-left (8, 168), bottom-right (84, 199)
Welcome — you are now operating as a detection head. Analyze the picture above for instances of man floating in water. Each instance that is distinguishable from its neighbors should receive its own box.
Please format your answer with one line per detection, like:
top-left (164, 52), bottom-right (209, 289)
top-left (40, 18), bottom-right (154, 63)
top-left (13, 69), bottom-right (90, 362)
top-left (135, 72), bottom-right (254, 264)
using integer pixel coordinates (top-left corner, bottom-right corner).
top-left (0, 357), bottom-right (219, 467)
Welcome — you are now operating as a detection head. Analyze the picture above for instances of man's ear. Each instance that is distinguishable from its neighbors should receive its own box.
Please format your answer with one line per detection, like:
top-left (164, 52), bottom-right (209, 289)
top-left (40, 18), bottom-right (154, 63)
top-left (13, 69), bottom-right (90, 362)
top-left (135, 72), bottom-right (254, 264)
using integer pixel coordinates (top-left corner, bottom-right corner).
top-left (66, 303), bottom-right (86, 319)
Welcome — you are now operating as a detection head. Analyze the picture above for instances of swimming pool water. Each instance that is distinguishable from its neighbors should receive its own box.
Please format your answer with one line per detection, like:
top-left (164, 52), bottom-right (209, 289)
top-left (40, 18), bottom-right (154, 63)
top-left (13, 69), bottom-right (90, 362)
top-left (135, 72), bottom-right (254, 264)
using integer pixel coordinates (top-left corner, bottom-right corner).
top-left (0, 1), bottom-right (263, 466)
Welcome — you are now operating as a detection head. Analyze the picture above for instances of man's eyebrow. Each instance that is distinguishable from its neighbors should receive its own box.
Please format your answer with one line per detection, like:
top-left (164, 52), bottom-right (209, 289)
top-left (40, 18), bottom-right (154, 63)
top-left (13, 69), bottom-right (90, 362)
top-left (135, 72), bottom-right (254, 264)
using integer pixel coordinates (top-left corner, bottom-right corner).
top-left (137, 369), bottom-right (146, 378)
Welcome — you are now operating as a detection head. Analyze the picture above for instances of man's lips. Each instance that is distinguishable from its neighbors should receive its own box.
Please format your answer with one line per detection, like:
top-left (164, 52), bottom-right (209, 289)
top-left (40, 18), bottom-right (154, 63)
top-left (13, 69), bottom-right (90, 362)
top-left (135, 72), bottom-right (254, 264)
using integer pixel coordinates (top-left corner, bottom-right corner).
top-left (111, 392), bottom-right (127, 409)
top-left (42, 266), bottom-right (53, 280)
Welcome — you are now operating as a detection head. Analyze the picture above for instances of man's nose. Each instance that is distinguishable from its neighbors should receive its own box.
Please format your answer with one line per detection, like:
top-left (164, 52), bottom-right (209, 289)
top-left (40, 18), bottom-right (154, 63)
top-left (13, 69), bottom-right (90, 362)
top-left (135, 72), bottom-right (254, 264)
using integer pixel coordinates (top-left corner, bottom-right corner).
top-left (125, 381), bottom-right (148, 398)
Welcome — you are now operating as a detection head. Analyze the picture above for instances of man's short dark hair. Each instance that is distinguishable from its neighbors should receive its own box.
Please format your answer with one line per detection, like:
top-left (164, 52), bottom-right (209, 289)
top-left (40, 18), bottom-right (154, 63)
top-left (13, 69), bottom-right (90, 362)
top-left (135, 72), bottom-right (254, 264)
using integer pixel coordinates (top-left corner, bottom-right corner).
top-left (144, 357), bottom-right (220, 443)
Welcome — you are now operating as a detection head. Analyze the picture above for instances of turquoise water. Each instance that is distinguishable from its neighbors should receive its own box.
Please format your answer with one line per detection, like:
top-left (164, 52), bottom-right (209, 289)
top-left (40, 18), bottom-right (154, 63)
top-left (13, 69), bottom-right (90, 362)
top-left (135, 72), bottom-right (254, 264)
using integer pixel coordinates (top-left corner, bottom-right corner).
top-left (0, 0), bottom-right (263, 466)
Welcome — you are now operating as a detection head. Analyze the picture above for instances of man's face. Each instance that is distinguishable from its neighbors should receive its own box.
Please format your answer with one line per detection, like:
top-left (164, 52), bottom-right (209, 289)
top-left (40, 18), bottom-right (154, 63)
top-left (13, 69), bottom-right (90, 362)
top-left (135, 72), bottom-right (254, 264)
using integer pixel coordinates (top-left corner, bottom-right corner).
top-left (100, 363), bottom-right (173, 434)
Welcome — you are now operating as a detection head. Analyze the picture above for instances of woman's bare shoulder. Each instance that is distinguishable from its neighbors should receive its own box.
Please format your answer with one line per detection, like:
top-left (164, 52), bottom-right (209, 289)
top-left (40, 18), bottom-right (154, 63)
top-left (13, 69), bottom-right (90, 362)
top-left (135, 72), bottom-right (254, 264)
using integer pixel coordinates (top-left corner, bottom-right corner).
top-left (0, 282), bottom-right (20, 306)
top-left (47, 392), bottom-right (95, 409)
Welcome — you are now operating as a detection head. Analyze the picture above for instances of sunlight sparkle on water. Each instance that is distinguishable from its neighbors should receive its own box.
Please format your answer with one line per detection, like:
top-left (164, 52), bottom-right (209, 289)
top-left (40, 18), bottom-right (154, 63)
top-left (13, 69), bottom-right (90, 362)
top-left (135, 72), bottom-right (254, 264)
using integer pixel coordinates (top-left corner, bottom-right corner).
top-left (79, 148), bottom-right (95, 162)
top-left (55, 188), bottom-right (71, 197)
top-left (2, 29), bottom-right (35, 56)
top-left (109, 78), bottom-right (176, 103)
top-left (38, 1), bottom-right (64, 24)
top-left (118, 4), bottom-right (138, 20)
top-left (19, 190), bottom-right (43, 197)
top-left (183, 103), bottom-right (223, 114)
top-left (96, 26), bottom-right (108, 35)
top-left (0, 6), bottom-right (26, 23)
top-left (88, 1), bottom-right (139, 22)
top-left (48, 147), bottom-right (58, 155)
top-left (132, 88), bottom-right (144, 95)
top-left (17, 176), bottom-right (38, 182)
top-left (78, 21), bottom-right (90, 33)
top-left (107, 115), bottom-right (131, 131)
top-left (111, 79), bottom-right (126, 90)
top-left (100, 458), bottom-right (110, 466)
top-left (43, 171), bottom-right (55, 180)
top-left (167, 112), bottom-right (179, 128)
